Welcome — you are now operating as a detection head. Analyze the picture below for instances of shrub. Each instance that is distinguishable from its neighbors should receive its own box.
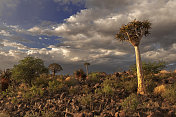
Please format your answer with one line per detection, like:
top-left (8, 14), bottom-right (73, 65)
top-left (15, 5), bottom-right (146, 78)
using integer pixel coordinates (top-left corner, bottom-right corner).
top-left (102, 85), bottom-right (115, 96)
top-left (95, 88), bottom-right (103, 96)
top-left (121, 93), bottom-right (139, 111)
top-left (161, 83), bottom-right (176, 103)
top-left (80, 85), bottom-right (91, 94)
top-left (74, 69), bottom-right (86, 80)
top-left (69, 85), bottom-right (80, 95)
top-left (78, 93), bottom-right (93, 106)
top-left (154, 85), bottom-right (166, 96)
top-left (24, 111), bottom-right (40, 117)
top-left (145, 79), bottom-right (157, 93)
top-left (33, 74), bottom-right (49, 87)
top-left (47, 80), bottom-right (64, 93)
top-left (122, 78), bottom-right (137, 93)
top-left (64, 77), bottom-right (79, 87)
top-left (87, 72), bottom-right (102, 85)
top-left (22, 85), bottom-right (44, 99)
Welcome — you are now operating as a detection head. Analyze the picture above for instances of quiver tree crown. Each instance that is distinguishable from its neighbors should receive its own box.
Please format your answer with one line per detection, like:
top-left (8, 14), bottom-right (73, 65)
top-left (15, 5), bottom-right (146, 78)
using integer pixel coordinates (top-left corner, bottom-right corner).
top-left (116, 19), bottom-right (151, 46)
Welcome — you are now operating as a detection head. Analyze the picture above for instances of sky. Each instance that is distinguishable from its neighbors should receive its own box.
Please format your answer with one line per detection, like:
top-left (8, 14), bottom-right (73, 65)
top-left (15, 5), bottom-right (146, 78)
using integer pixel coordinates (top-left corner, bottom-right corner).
top-left (0, 0), bottom-right (176, 74)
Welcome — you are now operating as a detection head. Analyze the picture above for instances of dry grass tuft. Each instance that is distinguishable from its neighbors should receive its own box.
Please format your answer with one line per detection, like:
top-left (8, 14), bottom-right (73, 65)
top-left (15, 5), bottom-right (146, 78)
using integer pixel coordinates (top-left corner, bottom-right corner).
top-left (154, 85), bottom-right (166, 95)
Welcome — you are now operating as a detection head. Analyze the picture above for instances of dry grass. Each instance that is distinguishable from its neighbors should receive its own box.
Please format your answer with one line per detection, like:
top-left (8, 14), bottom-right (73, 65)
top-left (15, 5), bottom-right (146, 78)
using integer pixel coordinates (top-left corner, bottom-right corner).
top-left (154, 85), bottom-right (166, 95)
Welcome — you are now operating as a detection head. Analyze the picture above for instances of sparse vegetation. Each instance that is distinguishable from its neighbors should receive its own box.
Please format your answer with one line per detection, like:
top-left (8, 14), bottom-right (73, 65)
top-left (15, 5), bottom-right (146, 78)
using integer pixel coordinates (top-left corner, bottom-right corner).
top-left (121, 93), bottom-right (139, 111)
top-left (0, 56), bottom-right (176, 117)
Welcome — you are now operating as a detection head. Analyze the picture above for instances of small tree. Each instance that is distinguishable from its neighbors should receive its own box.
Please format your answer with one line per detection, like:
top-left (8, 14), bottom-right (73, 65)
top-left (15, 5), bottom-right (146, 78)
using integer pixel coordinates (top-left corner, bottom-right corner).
top-left (115, 19), bottom-right (151, 95)
top-left (48, 63), bottom-right (63, 77)
top-left (12, 56), bottom-right (48, 86)
top-left (84, 62), bottom-right (90, 76)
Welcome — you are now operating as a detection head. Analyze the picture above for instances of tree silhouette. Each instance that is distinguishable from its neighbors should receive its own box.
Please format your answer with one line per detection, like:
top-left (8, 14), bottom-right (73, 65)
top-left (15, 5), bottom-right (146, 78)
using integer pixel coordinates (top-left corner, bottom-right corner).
top-left (48, 63), bottom-right (63, 77)
top-left (115, 19), bottom-right (151, 95)
top-left (84, 62), bottom-right (90, 76)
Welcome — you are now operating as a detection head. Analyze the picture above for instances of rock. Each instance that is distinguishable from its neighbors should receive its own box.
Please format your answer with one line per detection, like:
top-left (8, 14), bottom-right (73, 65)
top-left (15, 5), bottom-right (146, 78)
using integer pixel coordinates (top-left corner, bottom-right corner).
top-left (119, 111), bottom-right (125, 117)
top-left (147, 111), bottom-right (164, 117)
top-left (167, 110), bottom-right (175, 117)
top-left (60, 92), bottom-right (66, 100)
top-left (6, 104), bottom-right (14, 111)
top-left (92, 110), bottom-right (101, 115)
top-left (167, 77), bottom-right (176, 84)
top-left (73, 113), bottom-right (85, 117)
top-left (0, 113), bottom-right (10, 117)
top-left (101, 112), bottom-right (112, 117)
top-left (87, 112), bottom-right (94, 117)
top-left (93, 83), bottom-right (100, 89)
top-left (115, 112), bottom-right (119, 117)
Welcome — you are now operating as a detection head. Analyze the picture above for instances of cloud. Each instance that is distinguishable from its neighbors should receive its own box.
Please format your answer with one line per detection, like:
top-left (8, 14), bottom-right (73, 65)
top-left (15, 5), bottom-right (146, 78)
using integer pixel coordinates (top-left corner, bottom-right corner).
top-left (1, 0), bottom-right (176, 72)
top-left (53, 0), bottom-right (85, 5)
top-left (0, 0), bottom-right (20, 17)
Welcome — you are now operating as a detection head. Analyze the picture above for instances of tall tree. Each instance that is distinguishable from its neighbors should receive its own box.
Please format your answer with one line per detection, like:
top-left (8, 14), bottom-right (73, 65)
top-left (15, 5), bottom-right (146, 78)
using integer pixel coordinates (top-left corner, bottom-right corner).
top-left (48, 63), bottom-right (63, 77)
top-left (115, 19), bottom-right (151, 95)
top-left (12, 56), bottom-right (48, 86)
top-left (84, 62), bottom-right (90, 76)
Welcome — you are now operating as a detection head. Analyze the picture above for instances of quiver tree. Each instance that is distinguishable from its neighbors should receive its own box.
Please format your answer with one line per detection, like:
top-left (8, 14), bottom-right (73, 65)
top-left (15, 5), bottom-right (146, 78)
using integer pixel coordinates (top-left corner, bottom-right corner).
top-left (48, 63), bottom-right (63, 77)
top-left (115, 19), bottom-right (151, 95)
top-left (84, 62), bottom-right (90, 76)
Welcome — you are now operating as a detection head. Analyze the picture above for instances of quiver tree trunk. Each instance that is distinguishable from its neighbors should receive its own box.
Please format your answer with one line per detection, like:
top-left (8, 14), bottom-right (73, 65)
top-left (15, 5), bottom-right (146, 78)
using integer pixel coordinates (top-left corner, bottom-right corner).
top-left (52, 70), bottom-right (56, 77)
top-left (85, 65), bottom-right (89, 76)
top-left (134, 46), bottom-right (146, 95)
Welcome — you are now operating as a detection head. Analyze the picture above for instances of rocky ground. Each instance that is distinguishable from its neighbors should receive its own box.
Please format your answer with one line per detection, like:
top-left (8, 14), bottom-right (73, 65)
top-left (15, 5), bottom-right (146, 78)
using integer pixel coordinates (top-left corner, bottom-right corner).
top-left (0, 71), bottom-right (176, 117)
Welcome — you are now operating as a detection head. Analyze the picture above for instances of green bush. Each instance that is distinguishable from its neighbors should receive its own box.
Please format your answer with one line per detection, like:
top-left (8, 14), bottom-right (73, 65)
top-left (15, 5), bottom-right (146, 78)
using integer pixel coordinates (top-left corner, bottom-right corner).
top-left (121, 93), bottom-right (139, 111)
top-left (161, 83), bottom-right (176, 103)
top-left (69, 85), bottom-right (80, 95)
top-left (87, 72), bottom-right (102, 84)
top-left (64, 78), bottom-right (79, 87)
top-left (33, 74), bottom-right (49, 87)
top-left (24, 111), bottom-right (40, 117)
top-left (145, 79), bottom-right (157, 93)
top-left (102, 85), bottom-right (115, 96)
top-left (80, 85), bottom-right (91, 94)
top-left (47, 80), bottom-right (64, 93)
top-left (22, 85), bottom-right (44, 99)
top-left (78, 93), bottom-right (93, 106)
top-left (122, 78), bottom-right (137, 93)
